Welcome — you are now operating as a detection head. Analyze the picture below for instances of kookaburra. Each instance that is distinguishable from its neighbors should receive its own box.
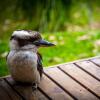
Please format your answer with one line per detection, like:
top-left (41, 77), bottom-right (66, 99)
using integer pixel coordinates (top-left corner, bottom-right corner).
top-left (7, 30), bottom-right (54, 87)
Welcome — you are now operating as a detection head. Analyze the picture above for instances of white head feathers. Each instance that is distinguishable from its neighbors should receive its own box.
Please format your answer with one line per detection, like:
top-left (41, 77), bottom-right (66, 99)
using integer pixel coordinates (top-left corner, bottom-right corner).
top-left (12, 30), bottom-right (30, 38)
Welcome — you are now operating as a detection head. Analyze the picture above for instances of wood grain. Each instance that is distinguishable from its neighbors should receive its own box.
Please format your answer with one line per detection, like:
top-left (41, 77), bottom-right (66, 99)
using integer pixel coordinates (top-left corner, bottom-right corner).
top-left (44, 67), bottom-right (100, 100)
top-left (75, 61), bottom-right (100, 81)
top-left (91, 58), bottom-right (100, 67)
top-left (0, 79), bottom-right (21, 100)
top-left (39, 74), bottom-right (73, 100)
top-left (58, 64), bottom-right (100, 99)
top-left (5, 77), bottom-right (47, 100)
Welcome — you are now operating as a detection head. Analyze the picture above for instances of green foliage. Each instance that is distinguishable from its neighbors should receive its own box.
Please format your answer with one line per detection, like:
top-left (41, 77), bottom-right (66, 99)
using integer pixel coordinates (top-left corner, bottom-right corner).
top-left (0, 0), bottom-right (100, 32)
top-left (0, 41), bottom-right (9, 76)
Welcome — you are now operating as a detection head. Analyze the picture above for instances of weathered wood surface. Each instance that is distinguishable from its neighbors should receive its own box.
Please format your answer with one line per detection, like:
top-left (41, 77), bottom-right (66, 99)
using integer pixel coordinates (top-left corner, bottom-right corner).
top-left (0, 56), bottom-right (100, 100)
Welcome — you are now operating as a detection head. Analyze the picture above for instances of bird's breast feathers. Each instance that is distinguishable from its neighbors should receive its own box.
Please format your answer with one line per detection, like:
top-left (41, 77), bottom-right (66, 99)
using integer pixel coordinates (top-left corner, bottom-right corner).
top-left (7, 50), bottom-right (40, 83)
top-left (7, 50), bottom-right (38, 68)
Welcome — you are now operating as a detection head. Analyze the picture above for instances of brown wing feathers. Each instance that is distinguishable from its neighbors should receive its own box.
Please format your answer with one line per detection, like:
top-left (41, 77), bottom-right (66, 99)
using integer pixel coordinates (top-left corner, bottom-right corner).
top-left (37, 52), bottom-right (43, 77)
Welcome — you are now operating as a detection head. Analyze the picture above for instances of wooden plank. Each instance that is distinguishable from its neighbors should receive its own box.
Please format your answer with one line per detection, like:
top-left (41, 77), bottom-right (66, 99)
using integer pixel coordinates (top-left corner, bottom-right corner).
top-left (58, 64), bottom-right (100, 99)
top-left (2, 79), bottom-right (21, 100)
top-left (91, 58), bottom-right (100, 67)
top-left (39, 74), bottom-right (73, 100)
top-left (36, 90), bottom-right (48, 100)
top-left (0, 78), bottom-right (21, 100)
top-left (0, 79), bottom-right (12, 100)
top-left (75, 60), bottom-right (100, 81)
top-left (0, 85), bottom-right (12, 100)
top-left (5, 77), bottom-right (48, 100)
top-left (44, 67), bottom-right (99, 100)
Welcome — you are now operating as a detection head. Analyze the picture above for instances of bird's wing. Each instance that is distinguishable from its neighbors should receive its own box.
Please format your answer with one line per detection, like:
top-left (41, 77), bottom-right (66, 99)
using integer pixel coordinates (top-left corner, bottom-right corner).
top-left (6, 52), bottom-right (9, 60)
top-left (37, 52), bottom-right (43, 78)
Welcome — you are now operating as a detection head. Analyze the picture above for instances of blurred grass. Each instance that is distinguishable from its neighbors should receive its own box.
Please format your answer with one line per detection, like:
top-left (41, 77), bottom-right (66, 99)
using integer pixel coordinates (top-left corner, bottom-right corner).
top-left (0, 30), bottom-right (100, 76)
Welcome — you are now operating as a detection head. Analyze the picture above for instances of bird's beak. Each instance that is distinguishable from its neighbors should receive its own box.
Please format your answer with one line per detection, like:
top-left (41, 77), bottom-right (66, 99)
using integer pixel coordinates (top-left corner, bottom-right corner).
top-left (34, 39), bottom-right (55, 47)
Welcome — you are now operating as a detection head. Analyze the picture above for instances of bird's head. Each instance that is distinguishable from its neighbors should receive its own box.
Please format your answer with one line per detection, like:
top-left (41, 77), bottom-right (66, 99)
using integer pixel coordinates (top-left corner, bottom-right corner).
top-left (10, 30), bottom-right (55, 51)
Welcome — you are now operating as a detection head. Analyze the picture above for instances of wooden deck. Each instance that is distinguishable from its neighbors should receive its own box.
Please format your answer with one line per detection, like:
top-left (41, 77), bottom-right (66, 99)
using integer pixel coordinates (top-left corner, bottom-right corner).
top-left (0, 56), bottom-right (100, 100)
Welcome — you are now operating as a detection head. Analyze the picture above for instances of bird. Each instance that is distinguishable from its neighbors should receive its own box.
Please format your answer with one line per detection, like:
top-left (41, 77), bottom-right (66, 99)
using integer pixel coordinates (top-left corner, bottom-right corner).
top-left (7, 30), bottom-right (55, 88)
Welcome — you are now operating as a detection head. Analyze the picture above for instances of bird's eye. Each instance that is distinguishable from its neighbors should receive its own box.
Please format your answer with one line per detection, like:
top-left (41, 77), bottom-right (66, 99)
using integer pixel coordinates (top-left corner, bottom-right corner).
top-left (10, 36), bottom-right (16, 40)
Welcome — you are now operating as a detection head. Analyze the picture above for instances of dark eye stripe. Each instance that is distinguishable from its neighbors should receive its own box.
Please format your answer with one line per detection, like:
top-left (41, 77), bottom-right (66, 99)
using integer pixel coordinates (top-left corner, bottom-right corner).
top-left (10, 36), bottom-right (14, 40)
top-left (10, 36), bottom-right (17, 40)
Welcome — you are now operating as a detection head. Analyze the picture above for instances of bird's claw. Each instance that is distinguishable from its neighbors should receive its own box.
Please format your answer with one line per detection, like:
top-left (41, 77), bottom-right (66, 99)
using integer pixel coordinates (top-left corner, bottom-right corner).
top-left (32, 83), bottom-right (37, 91)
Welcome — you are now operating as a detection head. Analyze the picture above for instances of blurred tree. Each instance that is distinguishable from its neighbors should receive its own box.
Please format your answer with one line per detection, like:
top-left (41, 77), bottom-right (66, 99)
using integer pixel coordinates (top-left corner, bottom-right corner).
top-left (0, 0), bottom-right (100, 32)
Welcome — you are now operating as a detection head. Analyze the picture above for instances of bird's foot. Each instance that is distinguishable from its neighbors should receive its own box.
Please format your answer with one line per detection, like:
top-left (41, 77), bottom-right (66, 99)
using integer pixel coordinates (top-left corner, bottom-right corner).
top-left (32, 83), bottom-right (37, 91)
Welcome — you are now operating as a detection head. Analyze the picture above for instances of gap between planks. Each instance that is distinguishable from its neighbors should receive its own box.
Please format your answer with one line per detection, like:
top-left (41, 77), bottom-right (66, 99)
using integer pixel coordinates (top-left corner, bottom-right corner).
top-left (43, 72), bottom-right (77, 100)
top-left (44, 67), bottom-right (100, 100)
top-left (57, 67), bottom-right (100, 99)
top-left (74, 63), bottom-right (100, 82)
top-left (89, 59), bottom-right (100, 68)
top-left (4, 78), bottom-right (50, 100)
